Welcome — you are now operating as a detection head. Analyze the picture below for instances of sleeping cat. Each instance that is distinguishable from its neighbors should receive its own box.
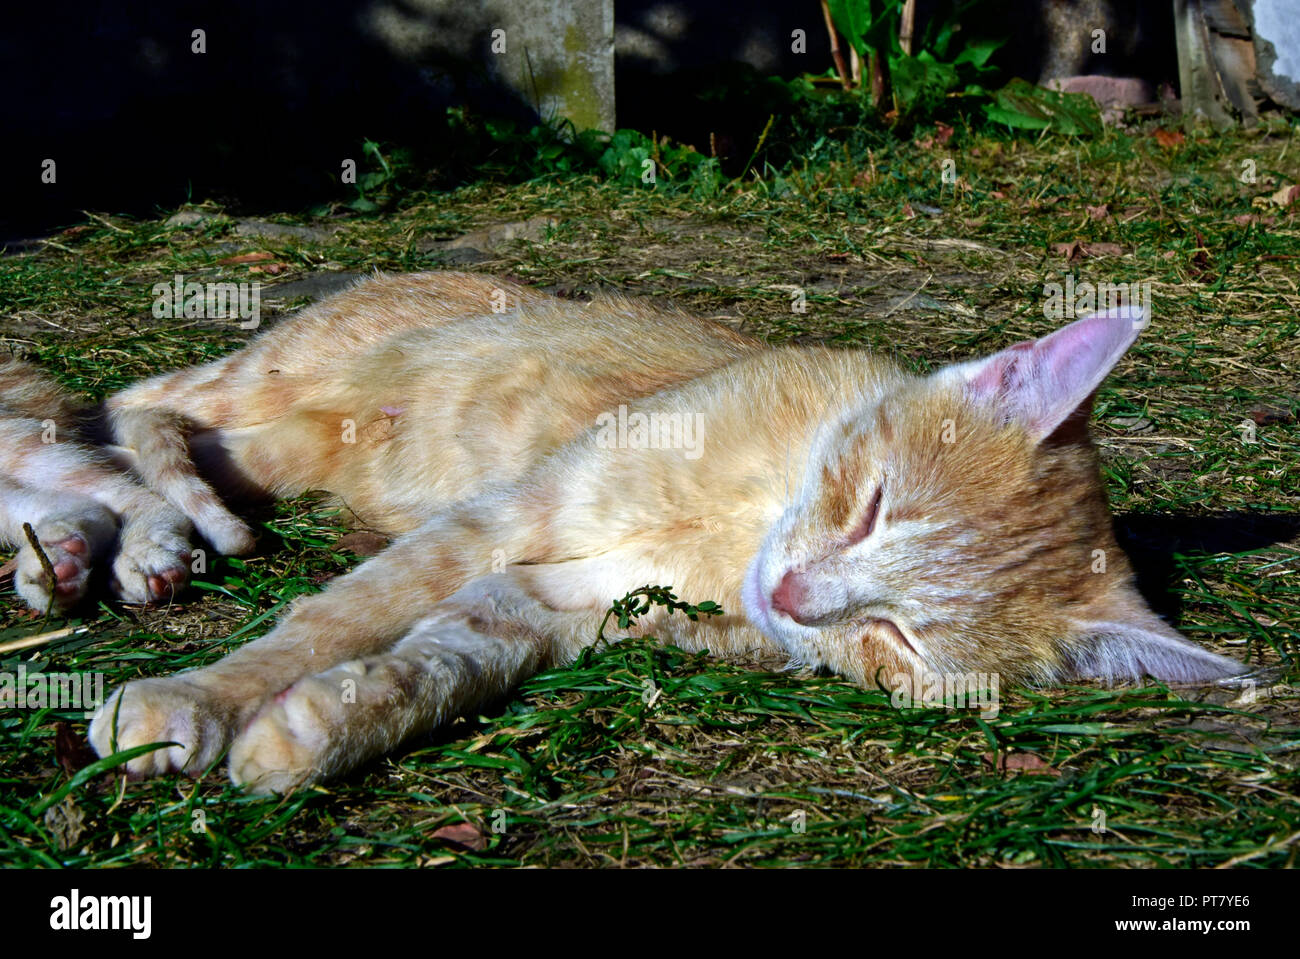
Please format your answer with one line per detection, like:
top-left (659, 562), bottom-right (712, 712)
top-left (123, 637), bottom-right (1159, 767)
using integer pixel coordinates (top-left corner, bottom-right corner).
top-left (0, 358), bottom-right (206, 610)
top-left (79, 271), bottom-right (1244, 793)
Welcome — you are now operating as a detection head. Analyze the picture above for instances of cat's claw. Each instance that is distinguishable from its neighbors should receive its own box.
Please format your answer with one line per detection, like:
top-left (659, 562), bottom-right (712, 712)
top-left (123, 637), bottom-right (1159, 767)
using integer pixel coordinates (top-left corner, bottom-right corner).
top-left (88, 678), bottom-right (230, 777)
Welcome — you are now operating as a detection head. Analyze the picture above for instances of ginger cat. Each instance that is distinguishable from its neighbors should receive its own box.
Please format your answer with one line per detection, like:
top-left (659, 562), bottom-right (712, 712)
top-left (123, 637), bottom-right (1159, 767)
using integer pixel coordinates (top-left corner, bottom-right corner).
top-left (78, 271), bottom-right (1243, 793)
top-left (0, 358), bottom-right (199, 610)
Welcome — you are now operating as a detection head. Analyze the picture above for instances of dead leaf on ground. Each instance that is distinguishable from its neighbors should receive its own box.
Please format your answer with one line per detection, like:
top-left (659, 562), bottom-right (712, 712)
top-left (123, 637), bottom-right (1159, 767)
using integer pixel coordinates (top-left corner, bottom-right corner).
top-left (1153, 128), bottom-right (1185, 149)
top-left (1233, 213), bottom-right (1275, 227)
top-left (1082, 242), bottom-right (1123, 257)
top-left (915, 122), bottom-right (955, 150)
top-left (1268, 184), bottom-right (1299, 208)
top-left (217, 251), bottom-right (276, 265)
top-left (432, 822), bottom-right (488, 851)
top-left (982, 751), bottom-right (1061, 776)
top-left (44, 797), bottom-right (87, 851)
top-left (334, 531), bottom-right (390, 556)
top-left (1250, 407), bottom-right (1296, 426)
top-left (1108, 415), bottom-right (1152, 431)
top-left (55, 721), bottom-right (99, 777)
top-left (1189, 229), bottom-right (1213, 281)
top-left (1085, 204), bottom-right (1110, 220)
top-left (1051, 240), bottom-right (1124, 261)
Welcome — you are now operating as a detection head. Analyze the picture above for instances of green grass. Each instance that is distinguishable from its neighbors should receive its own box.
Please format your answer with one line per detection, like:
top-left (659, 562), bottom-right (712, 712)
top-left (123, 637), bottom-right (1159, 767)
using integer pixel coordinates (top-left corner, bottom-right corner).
top-left (1, 115), bottom-right (1298, 867)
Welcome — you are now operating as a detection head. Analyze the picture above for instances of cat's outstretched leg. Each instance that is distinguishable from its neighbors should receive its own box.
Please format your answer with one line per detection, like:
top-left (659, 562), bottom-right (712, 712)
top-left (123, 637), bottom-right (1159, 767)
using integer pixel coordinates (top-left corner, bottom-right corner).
top-left (105, 406), bottom-right (257, 556)
top-left (88, 507), bottom-right (521, 777)
top-left (227, 572), bottom-right (583, 793)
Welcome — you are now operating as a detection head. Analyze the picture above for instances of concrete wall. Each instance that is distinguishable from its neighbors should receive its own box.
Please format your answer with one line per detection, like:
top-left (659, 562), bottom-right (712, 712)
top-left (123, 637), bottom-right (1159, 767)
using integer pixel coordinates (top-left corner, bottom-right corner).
top-left (364, 0), bottom-right (614, 132)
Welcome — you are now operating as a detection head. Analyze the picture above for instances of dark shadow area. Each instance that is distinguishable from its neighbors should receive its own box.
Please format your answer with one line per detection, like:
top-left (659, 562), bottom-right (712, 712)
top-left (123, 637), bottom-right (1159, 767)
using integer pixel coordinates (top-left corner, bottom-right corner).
top-left (2, 0), bottom-right (1187, 243)
top-left (613, 2), bottom-right (832, 171)
top-left (1115, 511), bottom-right (1300, 621)
top-left (997, 0), bottom-right (1179, 86)
top-left (1, 1), bottom-right (536, 242)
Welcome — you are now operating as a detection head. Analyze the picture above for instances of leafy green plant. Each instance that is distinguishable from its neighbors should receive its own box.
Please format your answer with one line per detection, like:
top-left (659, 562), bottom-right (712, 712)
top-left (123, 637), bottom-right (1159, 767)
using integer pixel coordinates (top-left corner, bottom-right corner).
top-left (595, 585), bottom-right (723, 644)
top-left (470, 114), bottom-right (608, 180)
top-left (818, 0), bottom-right (1103, 136)
top-left (826, 0), bottom-right (1004, 117)
top-left (597, 130), bottom-right (723, 197)
top-left (982, 77), bottom-right (1103, 135)
top-left (344, 139), bottom-right (417, 212)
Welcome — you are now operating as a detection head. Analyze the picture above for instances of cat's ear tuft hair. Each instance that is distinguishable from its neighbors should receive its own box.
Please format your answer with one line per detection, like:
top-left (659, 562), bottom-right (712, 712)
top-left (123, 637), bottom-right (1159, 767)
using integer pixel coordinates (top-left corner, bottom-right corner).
top-left (1065, 604), bottom-right (1245, 684)
top-left (955, 306), bottom-right (1148, 441)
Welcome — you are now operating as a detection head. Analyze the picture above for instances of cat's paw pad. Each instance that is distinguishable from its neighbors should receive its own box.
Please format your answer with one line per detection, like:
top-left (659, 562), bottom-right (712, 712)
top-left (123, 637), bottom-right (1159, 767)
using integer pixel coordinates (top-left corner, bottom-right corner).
top-left (88, 678), bottom-right (229, 777)
top-left (110, 525), bottom-right (193, 605)
top-left (14, 518), bottom-right (109, 612)
top-left (229, 673), bottom-right (349, 793)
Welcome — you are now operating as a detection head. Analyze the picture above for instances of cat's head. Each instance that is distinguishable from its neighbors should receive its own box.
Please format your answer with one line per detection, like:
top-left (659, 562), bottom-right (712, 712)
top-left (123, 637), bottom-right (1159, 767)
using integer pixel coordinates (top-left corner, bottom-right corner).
top-left (742, 307), bottom-right (1245, 690)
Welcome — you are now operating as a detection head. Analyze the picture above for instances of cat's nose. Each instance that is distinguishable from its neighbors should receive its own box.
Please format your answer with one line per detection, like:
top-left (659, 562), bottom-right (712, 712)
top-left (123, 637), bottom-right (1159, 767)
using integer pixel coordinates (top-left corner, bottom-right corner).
top-left (771, 570), bottom-right (808, 624)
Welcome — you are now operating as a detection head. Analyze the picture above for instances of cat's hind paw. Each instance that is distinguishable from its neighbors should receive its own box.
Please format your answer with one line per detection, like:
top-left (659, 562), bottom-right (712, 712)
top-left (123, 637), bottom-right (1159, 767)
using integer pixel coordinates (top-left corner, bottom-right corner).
top-left (110, 520), bottom-right (193, 605)
top-left (88, 678), bottom-right (230, 777)
top-left (14, 509), bottom-right (117, 612)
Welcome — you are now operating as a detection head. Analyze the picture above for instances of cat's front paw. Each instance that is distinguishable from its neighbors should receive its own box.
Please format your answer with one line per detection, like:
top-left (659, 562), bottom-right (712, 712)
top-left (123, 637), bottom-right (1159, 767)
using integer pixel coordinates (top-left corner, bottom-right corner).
top-left (197, 513), bottom-right (257, 559)
top-left (110, 520), bottom-right (193, 605)
top-left (88, 678), bottom-right (231, 777)
top-left (15, 511), bottom-right (117, 612)
top-left (227, 671), bottom-right (350, 793)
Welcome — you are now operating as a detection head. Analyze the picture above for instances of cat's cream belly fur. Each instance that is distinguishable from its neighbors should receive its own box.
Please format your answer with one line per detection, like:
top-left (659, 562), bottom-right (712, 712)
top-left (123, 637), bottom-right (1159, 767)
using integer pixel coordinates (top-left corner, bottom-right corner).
top-left (85, 272), bottom-right (1245, 792)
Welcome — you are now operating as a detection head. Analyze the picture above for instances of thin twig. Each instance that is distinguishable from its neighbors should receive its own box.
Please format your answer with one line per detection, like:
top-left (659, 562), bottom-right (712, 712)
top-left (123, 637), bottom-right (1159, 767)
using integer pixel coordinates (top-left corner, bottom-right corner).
top-left (22, 522), bottom-right (57, 618)
top-left (899, 0), bottom-right (917, 55)
top-left (0, 625), bottom-right (87, 656)
top-left (81, 211), bottom-right (131, 235)
top-left (820, 0), bottom-right (852, 91)
top-left (882, 272), bottom-right (934, 316)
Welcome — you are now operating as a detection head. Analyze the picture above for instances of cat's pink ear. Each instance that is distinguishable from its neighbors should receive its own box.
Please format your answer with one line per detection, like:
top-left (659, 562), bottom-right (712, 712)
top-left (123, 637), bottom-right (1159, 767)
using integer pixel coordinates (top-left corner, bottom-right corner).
top-left (1066, 602), bottom-right (1246, 684)
top-left (954, 307), bottom-right (1148, 441)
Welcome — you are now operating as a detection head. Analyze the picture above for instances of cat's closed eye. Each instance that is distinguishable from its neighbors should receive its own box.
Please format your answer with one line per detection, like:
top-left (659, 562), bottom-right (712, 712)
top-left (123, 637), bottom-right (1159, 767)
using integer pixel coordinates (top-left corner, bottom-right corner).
top-left (865, 617), bottom-right (915, 657)
top-left (846, 483), bottom-right (883, 546)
